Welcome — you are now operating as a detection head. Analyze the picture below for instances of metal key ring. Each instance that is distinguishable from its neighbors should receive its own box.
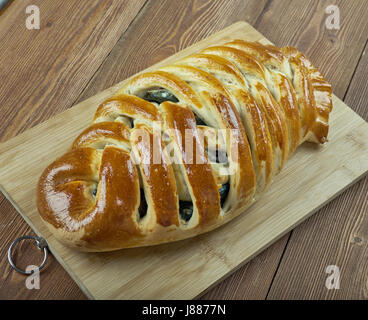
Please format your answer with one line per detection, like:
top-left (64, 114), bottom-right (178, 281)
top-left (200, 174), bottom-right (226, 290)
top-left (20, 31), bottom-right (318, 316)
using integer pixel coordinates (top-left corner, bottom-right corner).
top-left (8, 235), bottom-right (48, 275)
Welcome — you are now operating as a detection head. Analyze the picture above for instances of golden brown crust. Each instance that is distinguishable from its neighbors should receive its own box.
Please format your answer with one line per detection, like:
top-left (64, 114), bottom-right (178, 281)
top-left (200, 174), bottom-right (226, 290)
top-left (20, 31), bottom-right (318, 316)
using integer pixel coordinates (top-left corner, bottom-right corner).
top-left (162, 102), bottom-right (221, 225)
top-left (282, 46), bottom-right (332, 143)
top-left (37, 40), bottom-right (333, 251)
top-left (178, 53), bottom-right (273, 193)
top-left (37, 147), bottom-right (143, 251)
top-left (226, 40), bottom-right (332, 143)
top-left (131, 123), bottom-right (179, 228)
top-left (200, 45), bottom-right (289, 172)
top-left (72, 122), bottom-right (130, 150)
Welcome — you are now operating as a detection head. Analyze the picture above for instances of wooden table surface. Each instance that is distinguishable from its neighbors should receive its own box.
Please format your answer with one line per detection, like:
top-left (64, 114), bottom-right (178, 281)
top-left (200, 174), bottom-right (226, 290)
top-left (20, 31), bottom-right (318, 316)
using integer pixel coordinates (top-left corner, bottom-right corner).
top-left (0, 0), bottom-right (367, 300)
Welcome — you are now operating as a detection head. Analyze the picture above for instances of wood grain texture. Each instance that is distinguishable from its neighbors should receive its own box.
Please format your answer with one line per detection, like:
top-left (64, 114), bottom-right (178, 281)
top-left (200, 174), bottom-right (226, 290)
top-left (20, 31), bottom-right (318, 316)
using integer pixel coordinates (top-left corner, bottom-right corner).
top-left (0, 0), bottom-right (147, 300)
top-left (267, 178), bottom-right (368, 299)
top-left (0, 198), bottom-right (86, 300)
top-left (0, 0), bottom-right (368, 300)
top-left (0, 0), bottom-right (271, 299)
top-left (0, 0), bottom-right (147, 142)
top-left (266, 40), bottom-right (368, 300)
top-left (205, 0), bottom-right (368, 299)
top-left (200, 234), bottom-right (290, 300)
top-left (255, 0), bottom-right (368, 99)
top-left (77, 0), bottom-right (268, 101)
top-left (0, 22), bottom-right (367, 300)
top-left (75, 0), bottom-right (284, 299)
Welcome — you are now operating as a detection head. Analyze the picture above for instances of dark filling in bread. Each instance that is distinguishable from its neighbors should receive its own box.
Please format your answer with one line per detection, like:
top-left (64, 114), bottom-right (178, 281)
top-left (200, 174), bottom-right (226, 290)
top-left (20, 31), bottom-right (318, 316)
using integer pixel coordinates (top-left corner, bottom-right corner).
top-left (219, 183), bottom-right (230, 207)
top-left (178, 183), bottom-right (230, 222)
top-left (195, 115), bottom-right (206, 126)
top-left (207, 149), bottom-right (228, 164)
top-left (143, 89), bottom-right (179, 104)
top-left (179, 201), bottom-right (193, 222)
top-left (138, 188), bottom-right (148, 219)
top-left (141, 89), bottom-right (230, 216)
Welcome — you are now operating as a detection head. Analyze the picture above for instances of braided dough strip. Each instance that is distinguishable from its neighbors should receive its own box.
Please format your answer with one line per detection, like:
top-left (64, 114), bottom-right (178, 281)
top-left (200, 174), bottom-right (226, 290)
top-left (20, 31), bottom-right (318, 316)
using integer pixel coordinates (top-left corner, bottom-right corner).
top-left (37, 41), bottom-right (332, 251)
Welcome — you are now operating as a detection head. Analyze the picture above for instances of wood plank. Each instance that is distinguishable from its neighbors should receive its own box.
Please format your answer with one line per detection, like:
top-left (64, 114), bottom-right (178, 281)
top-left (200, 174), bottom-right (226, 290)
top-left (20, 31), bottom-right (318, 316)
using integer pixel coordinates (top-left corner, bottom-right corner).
top-left (2, 0), bottom-right (368, 300)
top-left (0, 0), bottom-right (146, 299)
top-left (267, 40), bottom-right (368, 300)
top-left (0, 0), bottom-right (271, 299)
top-left (267, 178), bottom-right (368, 299)
top-left (76, 0), bottom-right (284, 300)
top-left (77, 0), bottom-right (268, 101)
top-left (204, 0), bottom-right (368, 299)
top-left (0, 200), bottom-right (86, 300)
top-left (200, 234), bottom-right (289, 300)
top-left (0, 0), bottom-right (146, 141)
top-left (0, 22), bottom-right (367, 300)
top-left (255, 0), bottom-right (368, 99)
top-left (0, 0), bottom-right (271, 300)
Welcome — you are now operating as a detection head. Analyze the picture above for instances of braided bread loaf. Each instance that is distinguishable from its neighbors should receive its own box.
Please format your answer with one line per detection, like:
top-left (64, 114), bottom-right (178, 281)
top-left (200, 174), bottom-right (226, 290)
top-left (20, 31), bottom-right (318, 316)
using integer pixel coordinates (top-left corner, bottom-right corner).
top-left (37, 40), bottom-right (332, 252)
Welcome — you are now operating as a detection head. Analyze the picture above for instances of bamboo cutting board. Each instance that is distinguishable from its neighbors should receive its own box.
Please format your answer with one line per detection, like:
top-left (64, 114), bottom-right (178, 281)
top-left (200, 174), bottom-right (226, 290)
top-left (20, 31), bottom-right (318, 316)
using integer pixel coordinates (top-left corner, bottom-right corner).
top-left (1, 21), bottom-right (368, 300)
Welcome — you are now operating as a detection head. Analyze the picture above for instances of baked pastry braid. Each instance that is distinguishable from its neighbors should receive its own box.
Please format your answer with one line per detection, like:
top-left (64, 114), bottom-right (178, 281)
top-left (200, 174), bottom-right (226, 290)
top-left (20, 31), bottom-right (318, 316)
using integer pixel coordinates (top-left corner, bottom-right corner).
top-left (37, 40), bottom-right (332, 251)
